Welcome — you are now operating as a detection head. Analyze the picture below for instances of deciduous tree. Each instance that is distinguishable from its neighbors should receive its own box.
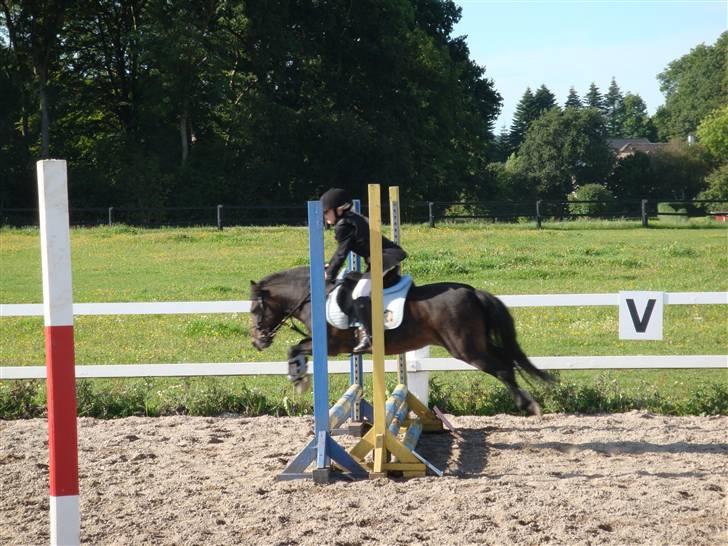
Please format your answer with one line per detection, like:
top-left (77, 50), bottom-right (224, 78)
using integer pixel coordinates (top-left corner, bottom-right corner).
top-left (515, 108), bottom-right (614, 199)
top-left (654, 31), bottom-right (727, 140)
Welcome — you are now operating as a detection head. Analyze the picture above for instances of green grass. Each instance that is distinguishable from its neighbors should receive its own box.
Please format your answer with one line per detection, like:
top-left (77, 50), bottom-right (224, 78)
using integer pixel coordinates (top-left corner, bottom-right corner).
top-left (1, 222), bottom-right (726, 417)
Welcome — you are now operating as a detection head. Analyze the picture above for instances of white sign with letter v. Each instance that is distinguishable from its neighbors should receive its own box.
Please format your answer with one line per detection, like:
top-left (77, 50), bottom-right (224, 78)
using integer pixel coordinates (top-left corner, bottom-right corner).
top-left (619, 291), bottom-right (664, 340)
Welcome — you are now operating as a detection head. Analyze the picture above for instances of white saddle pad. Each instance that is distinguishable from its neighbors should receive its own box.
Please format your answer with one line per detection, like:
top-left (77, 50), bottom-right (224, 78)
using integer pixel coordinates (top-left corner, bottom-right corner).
top-left (326, 275), bottom-right (413, 330)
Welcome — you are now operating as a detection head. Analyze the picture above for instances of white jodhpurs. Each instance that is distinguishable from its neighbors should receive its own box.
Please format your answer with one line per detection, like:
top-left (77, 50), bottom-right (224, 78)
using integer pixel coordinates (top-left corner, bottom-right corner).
top-left (352, 277), bottom-right (371, 299)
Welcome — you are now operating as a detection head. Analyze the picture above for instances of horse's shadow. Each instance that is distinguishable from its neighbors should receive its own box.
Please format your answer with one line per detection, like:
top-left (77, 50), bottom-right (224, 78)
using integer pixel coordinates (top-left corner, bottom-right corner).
top-left (417, 426), bottom-right (728, 479)
top-left (418, 426), bottom-right (491, 477)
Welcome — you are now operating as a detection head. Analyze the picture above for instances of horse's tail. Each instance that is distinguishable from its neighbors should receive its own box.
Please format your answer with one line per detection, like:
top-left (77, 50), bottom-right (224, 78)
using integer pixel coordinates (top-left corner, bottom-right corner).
top-left (475, 290), bottom-right (555, 384)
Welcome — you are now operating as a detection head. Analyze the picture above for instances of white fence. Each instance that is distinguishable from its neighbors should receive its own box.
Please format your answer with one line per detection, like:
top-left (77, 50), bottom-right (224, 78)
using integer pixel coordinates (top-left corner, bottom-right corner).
top-left (2, 292), bottom-right (726, 382)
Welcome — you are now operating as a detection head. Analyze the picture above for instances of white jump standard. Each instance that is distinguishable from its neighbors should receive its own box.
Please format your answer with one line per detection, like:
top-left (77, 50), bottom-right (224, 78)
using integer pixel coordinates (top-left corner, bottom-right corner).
top-left (37, 160), bottom-right (81, 546)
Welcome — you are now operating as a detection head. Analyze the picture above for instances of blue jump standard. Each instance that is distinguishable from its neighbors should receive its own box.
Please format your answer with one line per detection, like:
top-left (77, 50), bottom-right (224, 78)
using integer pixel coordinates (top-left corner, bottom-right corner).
top-left (277, 200), bottom-right (368, 482)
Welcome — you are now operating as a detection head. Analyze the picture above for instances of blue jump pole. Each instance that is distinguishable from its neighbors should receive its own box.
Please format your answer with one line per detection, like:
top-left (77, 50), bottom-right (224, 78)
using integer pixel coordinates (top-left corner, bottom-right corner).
top-left (277, 200), bottom-right (367, 482)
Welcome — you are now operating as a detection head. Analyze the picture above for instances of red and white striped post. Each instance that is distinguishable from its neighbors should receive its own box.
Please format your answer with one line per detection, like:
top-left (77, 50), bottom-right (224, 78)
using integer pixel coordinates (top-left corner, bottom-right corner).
top-left (38, 160), bottom-right (80, 545)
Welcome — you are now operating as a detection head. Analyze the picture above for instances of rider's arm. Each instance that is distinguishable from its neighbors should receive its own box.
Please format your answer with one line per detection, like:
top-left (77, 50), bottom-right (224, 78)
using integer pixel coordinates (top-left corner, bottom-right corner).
top-left (325, 221), bottom-right (355, 282)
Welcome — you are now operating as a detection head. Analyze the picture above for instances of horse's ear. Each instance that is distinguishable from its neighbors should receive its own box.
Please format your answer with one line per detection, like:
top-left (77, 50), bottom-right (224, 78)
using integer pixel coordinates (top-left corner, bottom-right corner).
top-left (250, 280), bottom-right (257, 287)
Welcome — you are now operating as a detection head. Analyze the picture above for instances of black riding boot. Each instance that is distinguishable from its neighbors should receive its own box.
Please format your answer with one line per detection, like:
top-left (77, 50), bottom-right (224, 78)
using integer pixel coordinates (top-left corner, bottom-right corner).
top-left (352, 297), bottom-right (372, 354)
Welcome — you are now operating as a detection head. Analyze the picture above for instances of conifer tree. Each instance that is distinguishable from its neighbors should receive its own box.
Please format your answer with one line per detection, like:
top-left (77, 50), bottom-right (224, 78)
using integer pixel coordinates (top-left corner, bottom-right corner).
top-left (508, 87), bottom-right (537, 152)
top-left (494, 124), bottom-right (512, 162)
top-left (604, 77), bottom-right (625, 137)
top-left (584, 82), bottom-right (604, 112)
top-left (533, 84), bottom-right (558, 115)
top-left (564, 86), bottom-right (582, 109)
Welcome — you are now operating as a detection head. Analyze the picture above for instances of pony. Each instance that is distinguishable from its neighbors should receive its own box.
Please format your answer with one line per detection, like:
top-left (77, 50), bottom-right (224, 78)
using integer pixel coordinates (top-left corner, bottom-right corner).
top-left (250, 266), bottom-right (553, 415)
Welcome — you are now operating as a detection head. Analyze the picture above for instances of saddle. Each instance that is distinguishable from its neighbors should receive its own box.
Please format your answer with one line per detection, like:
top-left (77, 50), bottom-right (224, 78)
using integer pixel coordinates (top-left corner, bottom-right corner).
top-left (326, 274), bottom-right (413, 330)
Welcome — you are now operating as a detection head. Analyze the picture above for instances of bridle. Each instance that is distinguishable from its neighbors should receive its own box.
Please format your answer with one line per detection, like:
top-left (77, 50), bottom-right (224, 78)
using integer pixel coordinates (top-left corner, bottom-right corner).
top-left (254, 291), bottom-right (311, 342)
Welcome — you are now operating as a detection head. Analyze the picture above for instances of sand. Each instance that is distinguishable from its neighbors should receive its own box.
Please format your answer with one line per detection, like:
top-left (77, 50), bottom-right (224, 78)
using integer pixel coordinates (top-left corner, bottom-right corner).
top-left (2, 412), bottom-right (726, 545)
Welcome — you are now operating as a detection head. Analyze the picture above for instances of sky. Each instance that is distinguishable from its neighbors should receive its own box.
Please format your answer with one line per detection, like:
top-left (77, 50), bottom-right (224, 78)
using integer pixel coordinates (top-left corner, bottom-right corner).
top-left (452, 0), bottom-right (727, 131)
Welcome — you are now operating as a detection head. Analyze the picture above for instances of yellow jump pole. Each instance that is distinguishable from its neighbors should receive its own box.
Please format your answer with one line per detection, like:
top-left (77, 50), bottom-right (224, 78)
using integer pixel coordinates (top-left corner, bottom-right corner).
top-left (368, 183), bottom-right (388, 477)
top-left (347, 184), bottom-right (429, 478)
top-left (388, 186), bottom-right (407, 386)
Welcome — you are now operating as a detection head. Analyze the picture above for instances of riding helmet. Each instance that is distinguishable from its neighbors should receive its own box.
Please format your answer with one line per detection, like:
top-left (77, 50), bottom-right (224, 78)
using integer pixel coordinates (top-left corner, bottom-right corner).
top-left (320, 188), bottom-right (352, 212)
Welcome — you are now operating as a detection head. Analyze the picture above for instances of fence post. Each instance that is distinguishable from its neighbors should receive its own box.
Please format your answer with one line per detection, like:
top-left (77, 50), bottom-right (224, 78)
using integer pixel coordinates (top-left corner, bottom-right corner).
top-left (217, 205), bottom-right (223, 231)
top-left (108, 207), bottom-right (113, 226)
top-left (428, 201), bottom-right (435, 228)
top-left (641, 199), bottom-right (648, 228)
top-left (536, 200), bottom-right (542, 229)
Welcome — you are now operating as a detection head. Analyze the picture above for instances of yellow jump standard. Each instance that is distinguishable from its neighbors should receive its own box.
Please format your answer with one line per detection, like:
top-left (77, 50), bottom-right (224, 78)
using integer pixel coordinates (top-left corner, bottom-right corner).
top-left (348, 184), bottom-right (444, 479)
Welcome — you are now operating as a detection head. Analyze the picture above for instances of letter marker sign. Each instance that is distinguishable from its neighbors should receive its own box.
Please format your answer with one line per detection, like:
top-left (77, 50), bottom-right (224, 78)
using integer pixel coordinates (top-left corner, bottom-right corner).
top-left (619, 291), bottom-right (664, 340)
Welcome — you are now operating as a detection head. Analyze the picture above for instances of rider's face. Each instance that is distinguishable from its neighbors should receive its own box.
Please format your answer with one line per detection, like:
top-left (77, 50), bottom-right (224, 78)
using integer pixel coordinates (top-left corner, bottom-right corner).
top-left (324, 209), bottom-right (337, 226)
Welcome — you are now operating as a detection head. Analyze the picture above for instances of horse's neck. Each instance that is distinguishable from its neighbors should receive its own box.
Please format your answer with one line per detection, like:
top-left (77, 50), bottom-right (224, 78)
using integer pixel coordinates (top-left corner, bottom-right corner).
top-left (264, 267), bottom-right (312, 324)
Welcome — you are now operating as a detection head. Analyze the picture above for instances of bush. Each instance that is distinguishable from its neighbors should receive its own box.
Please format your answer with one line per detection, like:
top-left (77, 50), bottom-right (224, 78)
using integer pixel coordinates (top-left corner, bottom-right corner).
top-left (0, 381), bottom-right (45, 419)
top-left (568, 184), bottom-right (616, 216)
top-left (697, 164), bottom-right (728, 210)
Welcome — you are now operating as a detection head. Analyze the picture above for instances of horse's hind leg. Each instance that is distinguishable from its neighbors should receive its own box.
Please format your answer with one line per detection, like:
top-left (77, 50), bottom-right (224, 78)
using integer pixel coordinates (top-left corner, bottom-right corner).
top-left (496, 365), bottom-right (542, 417)
top-left (471, 355), bottom-right (542, 416)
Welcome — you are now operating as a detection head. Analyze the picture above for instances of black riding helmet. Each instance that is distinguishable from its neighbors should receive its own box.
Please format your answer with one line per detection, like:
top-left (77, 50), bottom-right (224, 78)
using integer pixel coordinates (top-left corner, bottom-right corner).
top-left (320, 188), bottom-right (352, 214)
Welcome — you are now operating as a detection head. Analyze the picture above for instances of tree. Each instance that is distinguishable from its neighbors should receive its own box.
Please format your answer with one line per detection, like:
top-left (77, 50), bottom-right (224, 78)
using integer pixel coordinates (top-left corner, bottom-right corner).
top-left (0, 39), bottom-right (33, 206)
top-left (697, 164), bottom-right (728, 203)
top-left (508, 87), bottom-right (537, 152)
top-left (564, 87), bottom-right (581, 109)
top-left (696, 105), bottom-right (728, 203)
top-left (532, 84), bottom-right (558, 115)
top-left (568, 183), bottom-right (616, 216)
top-left (472, 159), bottom-right (538, 202)
top-left (606, 152), bottom-right (656, 199)
top-left (584, 82), bottom-right (604, 113)
top-left (650, 140), bottom-right (714, 199)
top-left (515, 108), bottom-right (614, 199)
top-left (654, 31), bottom-right (728, 140)
top-left (2, 0), bottom-right (502, 209)
top-left (696, 105), bottom-right (728, 161)
top-left (604, 77), bottom-right (624, 137)
top-left (621, 93), bottom-right (656, 140)
top-left (1, 0), bottom-right (67, 158)
top-left (493, 125), bottom-right (511, 162)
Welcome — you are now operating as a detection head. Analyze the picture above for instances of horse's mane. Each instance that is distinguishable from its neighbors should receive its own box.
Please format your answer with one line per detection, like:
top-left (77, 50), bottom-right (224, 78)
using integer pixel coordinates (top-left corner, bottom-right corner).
top-left (252, 266), bottom-right (310, 299)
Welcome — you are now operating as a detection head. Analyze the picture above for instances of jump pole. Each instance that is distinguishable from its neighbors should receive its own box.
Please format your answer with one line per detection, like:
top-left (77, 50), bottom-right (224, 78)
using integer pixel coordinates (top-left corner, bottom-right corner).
top-left (388, 187), bottom-right (407, 386)
top-left (37, 160), bottom-right (80, 545)
top-left (348, 185), bottom-right (428, 477)
top-left (277, 200), bottom-right (367, 482)
top-left (348, 199), bottom-right (364, 422)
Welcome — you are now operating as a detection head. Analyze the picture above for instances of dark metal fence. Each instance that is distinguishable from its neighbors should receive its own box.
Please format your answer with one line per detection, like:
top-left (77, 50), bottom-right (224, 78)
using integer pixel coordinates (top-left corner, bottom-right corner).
top-left (1, 199), bottom-right (726, 229)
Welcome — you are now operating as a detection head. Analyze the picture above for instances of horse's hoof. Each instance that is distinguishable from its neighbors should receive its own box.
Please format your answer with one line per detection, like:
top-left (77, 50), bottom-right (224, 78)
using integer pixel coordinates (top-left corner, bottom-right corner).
top-left (528, 401), bottom-right (543, 417)
top-left (294, 375), bottom-right (311, 394)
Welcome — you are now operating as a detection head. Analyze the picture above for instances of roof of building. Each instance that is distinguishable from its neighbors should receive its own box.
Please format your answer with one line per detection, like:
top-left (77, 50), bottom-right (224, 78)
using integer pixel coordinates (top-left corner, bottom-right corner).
top-left (607, 138), bottom-right (665, 156)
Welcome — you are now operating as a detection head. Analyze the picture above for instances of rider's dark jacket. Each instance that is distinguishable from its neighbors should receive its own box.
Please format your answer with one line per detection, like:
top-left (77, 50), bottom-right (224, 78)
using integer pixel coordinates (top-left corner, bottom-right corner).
top-left (325, 210), bottom-right (406, 283)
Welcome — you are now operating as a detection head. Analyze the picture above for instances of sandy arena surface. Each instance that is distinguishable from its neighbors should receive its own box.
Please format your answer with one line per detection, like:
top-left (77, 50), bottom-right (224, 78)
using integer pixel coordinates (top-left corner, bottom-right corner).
top-left (1, 412), bottom-right (727, 546)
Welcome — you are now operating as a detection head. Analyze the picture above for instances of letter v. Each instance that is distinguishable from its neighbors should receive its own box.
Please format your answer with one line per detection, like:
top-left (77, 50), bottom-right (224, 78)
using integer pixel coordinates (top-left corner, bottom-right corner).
top-left (626, 299), bottom-right (656, 333)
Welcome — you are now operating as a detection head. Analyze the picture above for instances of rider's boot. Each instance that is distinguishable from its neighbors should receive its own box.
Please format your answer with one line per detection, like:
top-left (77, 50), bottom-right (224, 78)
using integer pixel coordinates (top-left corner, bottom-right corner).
top-left (352, 297), bottom-right (372, 354)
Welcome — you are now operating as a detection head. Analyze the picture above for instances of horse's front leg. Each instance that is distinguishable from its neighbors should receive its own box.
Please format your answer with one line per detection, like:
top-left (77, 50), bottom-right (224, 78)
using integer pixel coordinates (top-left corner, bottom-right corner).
top-left (287, 338), bottom-right (312, 393)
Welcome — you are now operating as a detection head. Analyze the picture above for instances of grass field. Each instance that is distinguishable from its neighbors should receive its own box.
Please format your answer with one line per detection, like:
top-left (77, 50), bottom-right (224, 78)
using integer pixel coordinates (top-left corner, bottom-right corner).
top-left (1, 221), bottom-right (726, 417)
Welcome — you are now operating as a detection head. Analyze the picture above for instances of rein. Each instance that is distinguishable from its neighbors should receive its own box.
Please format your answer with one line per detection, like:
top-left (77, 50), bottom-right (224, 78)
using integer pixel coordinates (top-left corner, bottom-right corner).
top-left (257, 280), bottom-right (338, 342)
top-left (260, 291), bottom-right (311, 340)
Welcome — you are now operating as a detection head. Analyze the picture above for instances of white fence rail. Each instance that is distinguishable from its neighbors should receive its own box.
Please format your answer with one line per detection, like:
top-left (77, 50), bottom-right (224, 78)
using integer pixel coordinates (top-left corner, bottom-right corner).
top-left (1, 292), bottom-right (725, 317)
top-left (2, 292), bottom-right (726, 382)
top-left (1, 355), bottom-right (726, 381)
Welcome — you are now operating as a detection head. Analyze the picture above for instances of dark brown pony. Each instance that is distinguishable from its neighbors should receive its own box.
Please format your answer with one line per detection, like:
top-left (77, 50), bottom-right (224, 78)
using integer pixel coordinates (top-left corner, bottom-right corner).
top-left (250, 266), bottom-right (553, 415)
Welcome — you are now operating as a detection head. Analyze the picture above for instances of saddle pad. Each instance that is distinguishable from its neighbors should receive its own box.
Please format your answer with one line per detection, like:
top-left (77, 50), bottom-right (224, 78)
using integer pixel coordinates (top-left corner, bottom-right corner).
top-left (326, 275), bottom-right (413, 330)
